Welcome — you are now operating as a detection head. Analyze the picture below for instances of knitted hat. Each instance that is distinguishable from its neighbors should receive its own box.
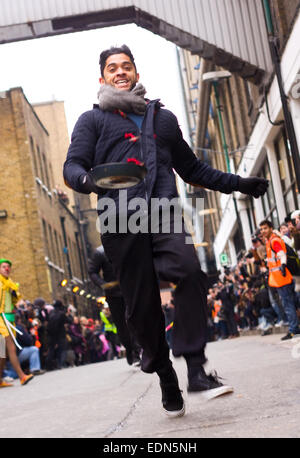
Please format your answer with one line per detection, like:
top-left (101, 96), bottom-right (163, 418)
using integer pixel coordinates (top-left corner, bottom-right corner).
top-left (33, 297), bottom-right (46, 308)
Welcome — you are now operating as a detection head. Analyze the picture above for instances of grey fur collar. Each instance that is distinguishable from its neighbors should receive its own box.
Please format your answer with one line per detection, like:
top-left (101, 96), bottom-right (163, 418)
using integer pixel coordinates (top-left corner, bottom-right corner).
top-left (97, 83), bottom-right (147, 115)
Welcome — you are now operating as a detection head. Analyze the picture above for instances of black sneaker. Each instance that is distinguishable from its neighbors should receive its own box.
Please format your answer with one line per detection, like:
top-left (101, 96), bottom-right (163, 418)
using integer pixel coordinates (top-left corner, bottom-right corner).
top-left (159, 368), bottom-right (185, 418)
top-left (261, 328), bottom-right (273, 336)
top-left (187, 366), bottom-right (234, 400)
top-left (281, 332), bottom-right (294, 340)
top-left (126, 349), bottom-right (133, 366)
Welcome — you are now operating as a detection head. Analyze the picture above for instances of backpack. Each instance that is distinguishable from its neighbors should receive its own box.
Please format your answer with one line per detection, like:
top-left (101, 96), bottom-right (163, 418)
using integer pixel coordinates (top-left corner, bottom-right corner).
top-left (285, 244), bottom-right (300, 276)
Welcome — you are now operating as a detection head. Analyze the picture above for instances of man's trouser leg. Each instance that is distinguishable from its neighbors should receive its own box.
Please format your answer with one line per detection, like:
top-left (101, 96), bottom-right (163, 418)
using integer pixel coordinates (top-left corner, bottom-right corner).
top-left (268, 286), bottom-right (286, 322)
top-left (151, 228), bottom-right (208, 367)
top-left (102, 225), bottom-right (208, 373)
top-left (277, 283), bottom-right (300, 334)
top-left (102, 232), bottom-right (170, 373)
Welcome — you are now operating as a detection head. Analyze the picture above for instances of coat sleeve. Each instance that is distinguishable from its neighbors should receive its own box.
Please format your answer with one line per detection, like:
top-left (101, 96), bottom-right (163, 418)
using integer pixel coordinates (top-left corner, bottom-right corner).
top-left (63, 110), bottom-right (99, 193)
top-left (167, 112), bottom-right (240, 194)
top-left (88, 251), bottom-right (105, 290)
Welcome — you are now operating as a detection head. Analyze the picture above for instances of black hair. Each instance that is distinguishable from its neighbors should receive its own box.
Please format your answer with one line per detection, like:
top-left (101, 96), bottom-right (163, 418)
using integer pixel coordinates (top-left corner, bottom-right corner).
top-left (99, 44), bottom-right (137, 77)
top-left (53, 299), bottom-right (64, 309)
top-left (259, 219), bottom-right (273, 228)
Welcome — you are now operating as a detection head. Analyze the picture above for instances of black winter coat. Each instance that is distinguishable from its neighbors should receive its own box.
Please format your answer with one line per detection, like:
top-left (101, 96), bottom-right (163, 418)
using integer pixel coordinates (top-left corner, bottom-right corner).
top-left (88, 246), bottom-right (121, 298)
top-left (63, 100), bottom-right (240, 215)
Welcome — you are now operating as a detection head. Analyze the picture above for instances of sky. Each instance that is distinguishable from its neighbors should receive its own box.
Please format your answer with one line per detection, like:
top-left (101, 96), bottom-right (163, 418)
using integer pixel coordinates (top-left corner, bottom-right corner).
top-left (0, 23), bottom-right (189, 141)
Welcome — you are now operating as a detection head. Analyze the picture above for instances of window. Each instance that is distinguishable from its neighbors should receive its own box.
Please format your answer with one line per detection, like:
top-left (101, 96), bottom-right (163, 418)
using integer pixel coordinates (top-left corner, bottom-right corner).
top-left (29, 136), bottom-right (38, 176)
top-left (274, 130), bottom-right (298, 214)
top-left (37, 145), bottom-right (46, 185)
top-left (42, 153), bottom-right (51, 190)
top-left (42, 219), bottom-right (49, 257)
top-left (54, 230), bottom-right (63, 268)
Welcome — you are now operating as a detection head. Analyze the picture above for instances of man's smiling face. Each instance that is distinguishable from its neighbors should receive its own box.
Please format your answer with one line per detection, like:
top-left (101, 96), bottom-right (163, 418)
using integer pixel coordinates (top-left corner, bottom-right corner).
top-left (99, 53), bottom-right (139, 91)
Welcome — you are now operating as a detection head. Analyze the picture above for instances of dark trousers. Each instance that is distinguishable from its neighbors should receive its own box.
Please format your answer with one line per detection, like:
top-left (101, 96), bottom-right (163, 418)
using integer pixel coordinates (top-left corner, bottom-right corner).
top-left (46, 338), bottom-right (66, 370)
top-left (102, 221), bottom-right (208, 374)
top-left (106, 295), bottom-right (140, 356)
top-left (105, 331), bottom-right (120, 359)
top-left (225, 307), bottom-right (238, 336)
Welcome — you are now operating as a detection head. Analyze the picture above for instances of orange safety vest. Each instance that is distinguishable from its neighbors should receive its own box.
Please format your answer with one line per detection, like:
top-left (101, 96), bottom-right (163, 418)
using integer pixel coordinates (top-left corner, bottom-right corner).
top-left (266, 233), bottom-right (293, 288)
top-left (212, 300), bottom-right (221, 319)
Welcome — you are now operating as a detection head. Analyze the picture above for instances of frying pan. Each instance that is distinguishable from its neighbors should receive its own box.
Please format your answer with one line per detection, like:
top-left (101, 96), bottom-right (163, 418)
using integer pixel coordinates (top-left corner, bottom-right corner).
top-left (90, 162), bottom-right (147, 189)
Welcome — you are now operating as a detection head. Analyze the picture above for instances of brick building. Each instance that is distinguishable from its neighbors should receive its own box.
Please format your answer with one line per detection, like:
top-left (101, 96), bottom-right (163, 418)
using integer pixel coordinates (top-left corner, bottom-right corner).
top-left (0, 87), bottom-right (98, 315)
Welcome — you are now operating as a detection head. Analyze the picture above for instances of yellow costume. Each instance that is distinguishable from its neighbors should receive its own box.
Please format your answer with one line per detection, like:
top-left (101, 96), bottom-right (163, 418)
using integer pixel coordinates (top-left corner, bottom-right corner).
top-left (0, 274), bottom-right (20, 339)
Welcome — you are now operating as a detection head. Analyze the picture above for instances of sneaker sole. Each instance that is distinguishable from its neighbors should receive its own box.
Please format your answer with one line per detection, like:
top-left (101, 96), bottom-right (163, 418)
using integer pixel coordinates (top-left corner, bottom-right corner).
top-left (188, 385), bottom-right (234, 400)
top-left (163, 400), bottom-right (186, 418)
top-left (21, 375), bottom-right (34, 386)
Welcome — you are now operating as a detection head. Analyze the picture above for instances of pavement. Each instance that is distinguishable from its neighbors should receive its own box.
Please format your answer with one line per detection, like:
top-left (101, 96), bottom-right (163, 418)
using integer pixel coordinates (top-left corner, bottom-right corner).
top-left (1, 330), bottom-right (300, 440)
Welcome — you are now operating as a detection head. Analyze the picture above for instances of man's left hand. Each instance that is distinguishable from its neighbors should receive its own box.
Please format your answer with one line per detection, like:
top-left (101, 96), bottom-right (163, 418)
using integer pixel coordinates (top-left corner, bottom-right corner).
top-left (238, 177), bottom-right (269, 198)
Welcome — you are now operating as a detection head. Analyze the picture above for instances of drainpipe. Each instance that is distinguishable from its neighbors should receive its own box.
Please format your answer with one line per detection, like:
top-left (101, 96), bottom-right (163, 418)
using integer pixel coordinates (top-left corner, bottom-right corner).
top-left (60, 216), bottom-right (72, 279)
top-left (262, 0), bottom-right (300, 193)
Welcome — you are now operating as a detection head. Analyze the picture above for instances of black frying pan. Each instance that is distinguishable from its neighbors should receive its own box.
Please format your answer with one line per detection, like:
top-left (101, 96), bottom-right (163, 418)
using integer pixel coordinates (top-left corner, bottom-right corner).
top-left (90, 162), bottom-right (147, 189)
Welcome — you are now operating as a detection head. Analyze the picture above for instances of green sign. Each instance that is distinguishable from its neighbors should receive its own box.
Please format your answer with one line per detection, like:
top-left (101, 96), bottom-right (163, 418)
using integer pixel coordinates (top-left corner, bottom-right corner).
top-left (220, 253), bottom-right (228, 266)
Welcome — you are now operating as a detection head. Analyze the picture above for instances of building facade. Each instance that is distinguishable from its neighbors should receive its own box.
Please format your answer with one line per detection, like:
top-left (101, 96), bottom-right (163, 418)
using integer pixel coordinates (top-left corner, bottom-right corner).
top-left (0, 87), bottom-right (98, 315)
top-left (179, 0), bottom-right (300, 272)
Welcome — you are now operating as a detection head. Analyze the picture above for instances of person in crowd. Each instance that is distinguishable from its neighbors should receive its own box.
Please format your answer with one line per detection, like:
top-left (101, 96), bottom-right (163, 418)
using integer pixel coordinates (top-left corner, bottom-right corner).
top-left (45, 299), bottom-right (72, 370)
top-left (69, 315), bottom-right (87, 366)
top-left (63, 44), bottom-right (268, 417)
top-left (89, 322), bottom-right (110, 363)
top-left (88, 245), bottom-right (141, 366)
top-left (0, 259), bottom-right (34, 386)
top-left (279, 223), bottom-right (294, 248)
top-left (285, 213), bottom-right (300, 254)
top-left (100, 303), bottom-right (120, 360)
top-left (214, 297), bottom-right (229, 340)
top-left (252, 280), bottom-right (276, 336)
top-left (64, 322), bottom-right (76, 367)
top-left (216, 280), bottom-right (239, 338)
top-left (259, 220), bottom-right (300, 340)
top-left (3, 314), bottom-right (45, 379)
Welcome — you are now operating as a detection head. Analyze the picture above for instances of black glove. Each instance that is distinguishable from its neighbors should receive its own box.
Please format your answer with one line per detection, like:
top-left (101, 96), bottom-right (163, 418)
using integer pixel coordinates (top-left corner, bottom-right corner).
top-left (80, 173), bottom-right (100, 194)
top-left (238, 176), bottom-right (269, 198)
top-left (280, 264), bottom-right (287, 277)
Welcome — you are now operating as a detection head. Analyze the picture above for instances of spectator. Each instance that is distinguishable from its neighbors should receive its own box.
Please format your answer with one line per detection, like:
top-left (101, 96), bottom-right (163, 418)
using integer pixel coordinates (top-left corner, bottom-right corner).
top-left (100, 303), bottom-right (120, 360)
top-left (88, 245), bottom-right (141, 366)
top-left (260, 220), bottom-right (300, 340)
top-left (89, 324), bottom-right (110, 363)
top-left (69, 315), bottom-right (87, 366)
top-left (252, 281), bottom-right (276, 335)
top-left (216, 280), bottom-right (239, 338)
top-left (279, 223), bottom-right (294, 248)
top-left (45, 299), bottom-right (72, 370)
top-left (3, 314), bottom-right (45, 378)
top-left (0, 259), bottom-right (34, 386)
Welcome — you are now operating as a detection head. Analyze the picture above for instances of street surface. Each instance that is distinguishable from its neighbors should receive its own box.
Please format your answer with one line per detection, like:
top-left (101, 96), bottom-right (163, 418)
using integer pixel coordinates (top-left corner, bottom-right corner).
top-left (1, 331), bottom-right (300, 439)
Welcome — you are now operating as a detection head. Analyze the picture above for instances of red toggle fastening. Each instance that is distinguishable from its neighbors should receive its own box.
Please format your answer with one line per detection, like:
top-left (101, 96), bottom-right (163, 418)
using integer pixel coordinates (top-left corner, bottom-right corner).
top-left (125, 133), bottom-right (139, 142)
top-left (127, 158), bottom-right (143, 166)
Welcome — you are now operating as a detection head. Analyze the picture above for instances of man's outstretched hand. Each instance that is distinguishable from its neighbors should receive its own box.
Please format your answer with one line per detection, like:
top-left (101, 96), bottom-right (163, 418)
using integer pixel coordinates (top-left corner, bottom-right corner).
top-left (238, 176), bottom-right (269, 198)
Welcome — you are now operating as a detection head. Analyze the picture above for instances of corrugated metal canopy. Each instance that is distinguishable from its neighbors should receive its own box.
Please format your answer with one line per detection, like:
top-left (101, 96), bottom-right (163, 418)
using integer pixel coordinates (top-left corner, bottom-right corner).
top-left (0, 0), bottom-right (272, 84)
